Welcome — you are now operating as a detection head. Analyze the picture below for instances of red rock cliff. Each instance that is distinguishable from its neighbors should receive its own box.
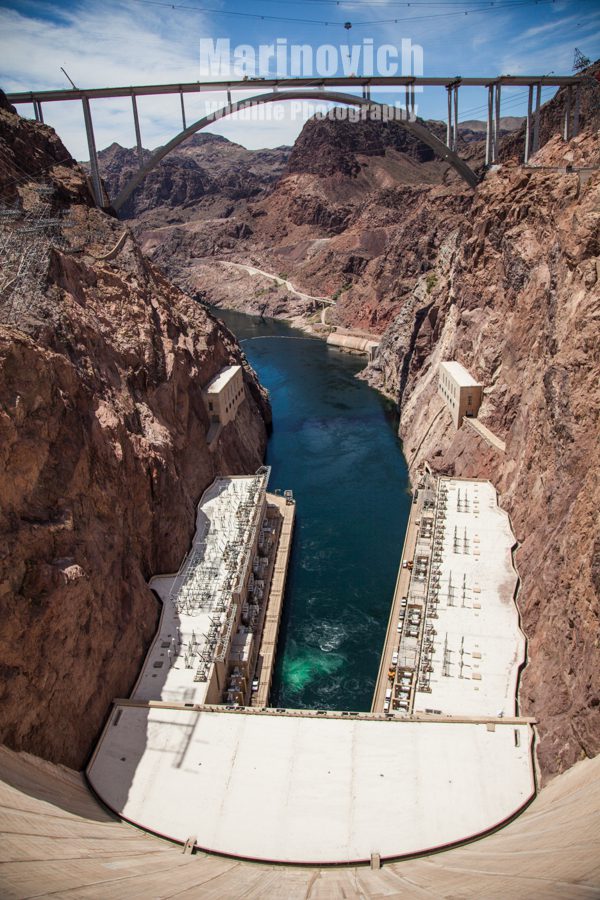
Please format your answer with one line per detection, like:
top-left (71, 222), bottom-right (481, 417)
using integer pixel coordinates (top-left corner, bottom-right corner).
top-left (0, 94), bottom-right (270, 769)
top-left (368, 121), bottom-right (600, 780)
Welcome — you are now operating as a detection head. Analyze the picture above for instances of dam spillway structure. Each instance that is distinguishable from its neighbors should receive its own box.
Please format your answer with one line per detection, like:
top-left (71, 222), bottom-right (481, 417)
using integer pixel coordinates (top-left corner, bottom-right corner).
top-left (1, 743), bottom-right (598, 896)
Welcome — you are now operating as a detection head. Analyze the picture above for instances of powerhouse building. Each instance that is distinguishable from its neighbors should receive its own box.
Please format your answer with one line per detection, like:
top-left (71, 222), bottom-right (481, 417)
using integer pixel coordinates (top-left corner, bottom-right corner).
top-left (438, 360), bottom-right (483, 428)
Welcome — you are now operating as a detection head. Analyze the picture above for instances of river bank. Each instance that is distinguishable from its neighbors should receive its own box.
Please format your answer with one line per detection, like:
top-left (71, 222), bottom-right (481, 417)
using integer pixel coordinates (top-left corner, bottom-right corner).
top-left (196, 257), bottom-right (382, 352)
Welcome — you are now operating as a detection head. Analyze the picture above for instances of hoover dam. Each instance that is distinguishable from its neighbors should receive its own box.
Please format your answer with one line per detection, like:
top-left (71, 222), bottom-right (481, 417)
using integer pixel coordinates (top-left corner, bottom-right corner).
top-left (84, 386), bottom-right (533, 864)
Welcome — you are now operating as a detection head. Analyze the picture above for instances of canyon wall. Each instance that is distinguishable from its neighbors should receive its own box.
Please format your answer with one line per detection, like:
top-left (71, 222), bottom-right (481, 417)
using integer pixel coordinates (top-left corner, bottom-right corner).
top-left (368, 127), bottom-right (600, 780)
top-left (101, 113), bottom-right (480, 325)
top-left (0, 94), bottom-right (270, 769)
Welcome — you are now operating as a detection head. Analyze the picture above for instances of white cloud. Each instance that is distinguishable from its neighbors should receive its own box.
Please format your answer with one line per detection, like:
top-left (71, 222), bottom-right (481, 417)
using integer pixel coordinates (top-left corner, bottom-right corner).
top-left (520, 15), bottom-right (580, 40)
top-left (0, 4), bottom-right (205, 89)
top-left (501, 26), bottom-right (600, 75)
top-left (0, 1), bottom-right (328, 158)
top-left (0, 0), bottom-right (219, 157)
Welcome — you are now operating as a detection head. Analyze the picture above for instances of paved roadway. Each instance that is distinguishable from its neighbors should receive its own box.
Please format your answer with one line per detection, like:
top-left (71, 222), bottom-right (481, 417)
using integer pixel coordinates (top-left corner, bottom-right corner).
top-left (217, 260), bottom-right (334, 306)
top-left (462, 416), bottom-right (507, 452)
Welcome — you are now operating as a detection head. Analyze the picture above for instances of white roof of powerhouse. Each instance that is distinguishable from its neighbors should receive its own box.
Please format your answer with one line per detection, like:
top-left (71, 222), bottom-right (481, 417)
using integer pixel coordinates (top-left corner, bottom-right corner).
top-left (439, 360), bottom-right (482, 388)
top-left (414, 478), bottom-right (525, 717)
top-left (204, 364), bottom-right (242, 394)
top-left (134, 474), bottom-right (266, 707)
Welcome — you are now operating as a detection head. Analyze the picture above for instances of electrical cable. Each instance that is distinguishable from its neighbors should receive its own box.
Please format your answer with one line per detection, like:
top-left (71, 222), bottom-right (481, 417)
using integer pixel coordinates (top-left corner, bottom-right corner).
top-left (245, 0), bottom-right (587, 5)
top-left (127, 0), bottom-right (566, 28)
top-left (455, 84), bottom-right (556, 118)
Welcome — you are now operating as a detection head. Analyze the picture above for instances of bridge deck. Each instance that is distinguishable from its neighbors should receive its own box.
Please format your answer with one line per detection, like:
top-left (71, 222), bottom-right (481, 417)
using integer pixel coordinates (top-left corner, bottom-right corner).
top-left (6, 74), bottom-right (581, 105)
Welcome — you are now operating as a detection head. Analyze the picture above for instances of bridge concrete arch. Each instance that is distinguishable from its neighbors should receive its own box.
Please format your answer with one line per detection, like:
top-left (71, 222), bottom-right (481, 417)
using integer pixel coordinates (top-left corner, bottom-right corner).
top-left (112, 89), bottom-right (480, 211)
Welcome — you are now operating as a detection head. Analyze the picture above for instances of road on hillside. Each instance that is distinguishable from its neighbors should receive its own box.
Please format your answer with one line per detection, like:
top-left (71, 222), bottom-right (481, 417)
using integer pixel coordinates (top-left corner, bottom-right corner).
top-left (216, 260), bottom-right (335, 307)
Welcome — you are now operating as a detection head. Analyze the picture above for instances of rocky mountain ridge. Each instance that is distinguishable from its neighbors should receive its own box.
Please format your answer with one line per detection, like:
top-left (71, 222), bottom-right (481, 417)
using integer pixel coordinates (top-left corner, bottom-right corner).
top-left (96, 132), bottom-right (291, 220)
top-left (457, 115), bottom-right (525, 140)
top-left (365, 120), bottom-right (600, 778)
top-left (108, 112), bottom-right (482, 329)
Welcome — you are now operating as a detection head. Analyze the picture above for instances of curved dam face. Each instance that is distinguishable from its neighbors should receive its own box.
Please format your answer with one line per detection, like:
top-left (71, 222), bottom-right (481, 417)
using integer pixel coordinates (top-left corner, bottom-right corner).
top-left (1, 745), bottom-right (599, 897)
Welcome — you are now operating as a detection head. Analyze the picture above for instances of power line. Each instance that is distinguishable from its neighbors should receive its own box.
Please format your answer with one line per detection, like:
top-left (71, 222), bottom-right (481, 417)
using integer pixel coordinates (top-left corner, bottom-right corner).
top-left (127, 0), bottom-right (565, 28)
top-left (357, 1), bottom-right (561, 25)
top-left (128, 0), bottom-right (333, 25)
top-left (457, 84), bottom-right (556, 118)
top-left (0, 141), bottom-right (74, 191)
top-left (204, 0), bottom-right (583, 5)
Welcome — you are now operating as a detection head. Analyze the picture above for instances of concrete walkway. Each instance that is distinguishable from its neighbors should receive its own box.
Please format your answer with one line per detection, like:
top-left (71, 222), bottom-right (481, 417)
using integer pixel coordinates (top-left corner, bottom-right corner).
top-left (371, 491), bottom-right (420, 713)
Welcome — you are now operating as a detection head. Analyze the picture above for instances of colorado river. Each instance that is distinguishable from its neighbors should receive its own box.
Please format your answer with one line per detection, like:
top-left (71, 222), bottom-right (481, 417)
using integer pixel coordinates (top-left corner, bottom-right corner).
top-left (216, 309), bottom-right (411, 711)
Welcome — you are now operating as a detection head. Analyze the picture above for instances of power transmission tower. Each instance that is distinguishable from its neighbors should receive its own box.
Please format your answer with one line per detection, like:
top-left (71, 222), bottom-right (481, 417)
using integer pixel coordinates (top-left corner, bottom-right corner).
top-left (573, 48), bottom-right (591, 72)
top-left (0, 185), bottom-right (69, 326)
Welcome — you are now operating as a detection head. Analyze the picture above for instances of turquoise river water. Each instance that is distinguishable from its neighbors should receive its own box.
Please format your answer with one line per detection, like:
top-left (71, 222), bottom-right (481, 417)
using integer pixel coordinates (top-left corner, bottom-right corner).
top-left (217, 309), bottom-right (411, 711)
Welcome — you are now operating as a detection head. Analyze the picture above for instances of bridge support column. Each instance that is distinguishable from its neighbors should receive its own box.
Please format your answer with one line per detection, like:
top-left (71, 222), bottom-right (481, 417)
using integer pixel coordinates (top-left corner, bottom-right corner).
top-left (33, 100), bottom-right (44, 123)
top-left (532, 82), bottom-right (542, 155)
top-left (227, 88), bottom-right (232, 107)
top-left (131, 95), bottom-right (144, 169)
top-left (563, 86), bottom-right (571, 141)
top-left (573, 84), bottom-right (580, 137)
top-left (493, 83), bottom-right (501, 163)
top-left (405, 82), bottom-right (415, 121)
top-left (82, 97), bottom-right (104, 207)
top-left (524, 84), bottom-right (533, 163)
top-left (445, 80), bottom-right (461, 151)
top-left (452, 85), bottom-right (458, 151)
top-left (180, 91), bottom-right (187, 131)
top-left (485, 85), bottom-right (492, 165)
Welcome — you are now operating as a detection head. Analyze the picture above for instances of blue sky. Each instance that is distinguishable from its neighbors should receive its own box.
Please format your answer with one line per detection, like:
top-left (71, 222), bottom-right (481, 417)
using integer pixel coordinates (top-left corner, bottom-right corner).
top-left (0, 0), bottom-right (598, 158)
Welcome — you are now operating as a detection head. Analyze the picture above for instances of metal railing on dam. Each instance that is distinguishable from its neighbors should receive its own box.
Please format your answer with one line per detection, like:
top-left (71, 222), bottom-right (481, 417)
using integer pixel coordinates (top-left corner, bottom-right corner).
top-left (112, 696), bottom-right (537, 726)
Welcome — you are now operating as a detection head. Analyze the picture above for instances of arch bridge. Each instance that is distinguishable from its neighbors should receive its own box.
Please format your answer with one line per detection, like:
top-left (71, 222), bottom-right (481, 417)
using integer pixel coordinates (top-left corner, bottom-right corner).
top-left (6, 74), bottom-right (583, 209)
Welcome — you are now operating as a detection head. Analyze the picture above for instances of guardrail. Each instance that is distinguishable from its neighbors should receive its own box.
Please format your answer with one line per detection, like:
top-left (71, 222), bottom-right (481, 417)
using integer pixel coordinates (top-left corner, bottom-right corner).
top-left (112, 697), bottom-right (537, 725)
